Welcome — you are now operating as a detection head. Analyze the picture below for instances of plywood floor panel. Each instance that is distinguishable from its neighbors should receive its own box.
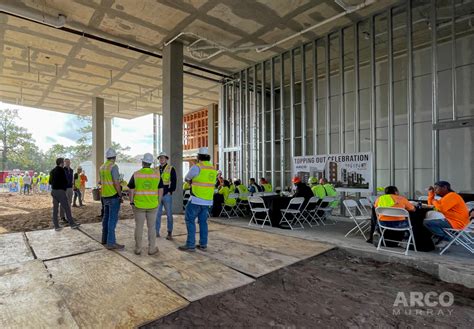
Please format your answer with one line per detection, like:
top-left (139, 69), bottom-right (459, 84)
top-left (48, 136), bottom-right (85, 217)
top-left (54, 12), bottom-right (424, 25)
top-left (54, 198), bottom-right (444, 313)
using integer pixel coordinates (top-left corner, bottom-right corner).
top-left (0, 232), bottom-right (33, 266)
top-left (45, 250), bottom-right (188, 329)
top-left (0, 260), bottom-right (78, 328)
top-left (174, 234), bottom-right (300, 278)
top-left (26, 228), bottom-right (103, 260)
top-left (211, 226), bottom-right (333, 259)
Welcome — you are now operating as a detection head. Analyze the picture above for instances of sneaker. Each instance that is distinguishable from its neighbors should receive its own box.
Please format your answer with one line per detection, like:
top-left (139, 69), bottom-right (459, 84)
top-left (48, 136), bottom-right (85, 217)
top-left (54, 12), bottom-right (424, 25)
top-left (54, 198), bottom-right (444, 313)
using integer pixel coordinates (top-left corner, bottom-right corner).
top-left (72, 204), bottom-right (78, 208)
top-left (55, 227), bottom-right (63, 232)
top-left (71, 223), bottom-right (81, 229)
top-left (196, 244), bottom-right (207, 251)
top-left (178, 245), bottom-right (195, 252)
top-left (148, 248), bottom-right (159, 255)
top-left (106, 243), bottom-right (125, 250)
top-left (437, 240), bottom-right (450, 249)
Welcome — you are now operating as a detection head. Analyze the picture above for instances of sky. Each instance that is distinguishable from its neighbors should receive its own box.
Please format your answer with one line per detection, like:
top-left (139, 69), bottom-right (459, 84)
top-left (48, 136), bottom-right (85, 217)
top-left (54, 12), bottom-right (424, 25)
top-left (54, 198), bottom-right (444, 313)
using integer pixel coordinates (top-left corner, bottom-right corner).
top-left (0, 102), bottom-right (154, 157)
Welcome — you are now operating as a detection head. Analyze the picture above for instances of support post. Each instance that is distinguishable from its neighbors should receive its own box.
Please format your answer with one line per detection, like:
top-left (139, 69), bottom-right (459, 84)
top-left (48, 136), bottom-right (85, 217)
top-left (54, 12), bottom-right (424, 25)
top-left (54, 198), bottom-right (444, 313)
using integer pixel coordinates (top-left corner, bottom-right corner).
top-left (92, 97), bottom-right (104, 187)
top-left (105, 117), bottom-right (112, 151)
top-left (207, 103), bottom-right (215, 161)
top-left (162, 41), bottom-right (183, 213)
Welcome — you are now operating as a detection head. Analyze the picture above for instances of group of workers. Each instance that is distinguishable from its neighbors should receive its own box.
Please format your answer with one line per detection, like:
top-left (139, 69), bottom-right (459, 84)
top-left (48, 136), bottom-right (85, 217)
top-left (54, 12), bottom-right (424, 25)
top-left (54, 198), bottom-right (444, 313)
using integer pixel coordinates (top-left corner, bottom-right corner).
top-left (85, 146), bottom-right (215, 254)
top-left (4, 172), bottom-right (51, 194)
top-left (371, 181), bottom-right (471, 248)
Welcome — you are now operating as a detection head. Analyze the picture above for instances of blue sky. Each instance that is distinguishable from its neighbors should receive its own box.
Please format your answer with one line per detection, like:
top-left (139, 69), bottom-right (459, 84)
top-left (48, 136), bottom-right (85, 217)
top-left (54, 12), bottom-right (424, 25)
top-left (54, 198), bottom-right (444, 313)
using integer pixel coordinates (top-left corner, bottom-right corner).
top-left (0, 102), bottom-right (154, 157)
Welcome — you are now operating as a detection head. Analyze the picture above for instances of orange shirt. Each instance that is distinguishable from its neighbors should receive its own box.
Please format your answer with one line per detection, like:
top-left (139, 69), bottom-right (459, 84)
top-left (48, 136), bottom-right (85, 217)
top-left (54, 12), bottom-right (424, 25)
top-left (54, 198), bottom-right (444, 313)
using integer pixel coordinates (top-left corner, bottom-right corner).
top-left (80, 174), bottom-right (88, 187)
top-left (375, 194), bottom-right (415, 221)
top-left (428, 191), bottom-right (469, 229)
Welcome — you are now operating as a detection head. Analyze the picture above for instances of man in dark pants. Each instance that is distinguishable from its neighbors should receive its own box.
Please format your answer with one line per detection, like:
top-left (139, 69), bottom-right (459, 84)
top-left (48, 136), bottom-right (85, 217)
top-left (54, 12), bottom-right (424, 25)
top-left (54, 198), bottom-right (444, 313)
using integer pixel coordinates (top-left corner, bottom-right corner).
top-left (49, 158), bottom-right (80, 231)
top-left (60, 158), bottom-right (74, 223)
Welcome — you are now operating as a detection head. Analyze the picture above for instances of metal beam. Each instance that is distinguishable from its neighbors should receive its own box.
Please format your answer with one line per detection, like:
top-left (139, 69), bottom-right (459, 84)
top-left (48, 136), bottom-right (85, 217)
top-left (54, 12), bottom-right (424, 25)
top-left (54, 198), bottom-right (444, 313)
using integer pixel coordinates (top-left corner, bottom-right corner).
top-left (312, 39), bottom-right (318, 155)
top-left (370, 15), bottom-right (377, 194)
top-left (290, 49), bottom-right (295, 159)
top-left (301, 45), bottom-right (307, 156)
top-left (388, 8), bottom-right (395, 185)
top-left (451, 0), bottom-right (457, 121)
top-left (407, 0), bottom-right (414, 198)
top-left (261, 61), bottom-right (266, 175)
top-left (354, 23), bottom-right (360, 153)
top-left (431, 0), bottom-right (439, 183)
top-left (325, 34), bottom-right (331, 153)
top-left (270, 58), bottom-right (276, 186)
top-left (280, 53), bottom-right (285, 188)
top-left (239, 70), bottom-right (244, 180)
top-left (339, 28), bottom-right (345, 153)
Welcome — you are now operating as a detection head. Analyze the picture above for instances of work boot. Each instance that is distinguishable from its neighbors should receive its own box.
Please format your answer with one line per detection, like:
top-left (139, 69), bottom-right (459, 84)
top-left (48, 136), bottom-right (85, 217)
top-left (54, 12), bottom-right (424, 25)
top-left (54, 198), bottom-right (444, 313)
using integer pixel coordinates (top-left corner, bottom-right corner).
top-left (55, 227), bottom-right (63, 232)
top-left (106, 243), bottom-right (125, 250)
top-left (196, 244), bottom-right (207, 251)
top-left (148, 248), bottom-right (159, 255)
top-left (71, 223), bottom-right (81, 229)
top-left (166, 232), bottom-right (173, 241)
top-left (72, 204), bottom-right (78, 208)
top-left (134, 249), bottom-right (141, 255)
top-left (178, 245), bottom-right (195, 252)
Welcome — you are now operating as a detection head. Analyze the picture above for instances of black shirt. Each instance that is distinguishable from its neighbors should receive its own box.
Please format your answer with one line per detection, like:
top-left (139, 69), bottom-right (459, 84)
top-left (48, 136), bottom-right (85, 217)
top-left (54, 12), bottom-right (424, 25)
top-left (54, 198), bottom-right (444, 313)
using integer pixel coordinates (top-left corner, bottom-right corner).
top-left (49, 166), bottom-right (68, 190)
top-left (64, 167), bottom-right (73, 188)
top-left (294, 183), bottom-right (314, 201)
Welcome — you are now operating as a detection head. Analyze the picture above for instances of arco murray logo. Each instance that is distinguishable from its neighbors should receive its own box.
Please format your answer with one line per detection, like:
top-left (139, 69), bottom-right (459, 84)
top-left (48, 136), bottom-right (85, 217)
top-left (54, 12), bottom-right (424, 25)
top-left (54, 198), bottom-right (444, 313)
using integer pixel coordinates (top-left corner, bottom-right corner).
top-left (392, 291), bottom-right (455, 317)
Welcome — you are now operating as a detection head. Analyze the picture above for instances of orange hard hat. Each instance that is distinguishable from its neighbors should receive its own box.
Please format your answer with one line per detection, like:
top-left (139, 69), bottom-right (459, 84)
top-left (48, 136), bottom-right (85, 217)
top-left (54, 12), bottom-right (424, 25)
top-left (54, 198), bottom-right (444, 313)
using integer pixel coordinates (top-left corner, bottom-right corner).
top-left (292, 176), bottom-right (301, 184)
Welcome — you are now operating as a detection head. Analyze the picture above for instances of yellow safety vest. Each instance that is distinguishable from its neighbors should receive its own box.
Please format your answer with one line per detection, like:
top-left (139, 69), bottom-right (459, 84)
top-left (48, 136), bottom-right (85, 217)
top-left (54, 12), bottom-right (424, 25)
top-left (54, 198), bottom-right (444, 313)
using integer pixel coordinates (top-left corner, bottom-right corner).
top-left (237, 184), bottom-right (249, 200)
top-left (183, 181), bottom-right (191, 190)
top-left (219, 186), bottom-right (236, 206)
top-left (262, 183), bottom-right (272, 192)
top-left (133, 168), bottom-right (160, 209)
top-left (377, 194), bottom-right (396, 207)
top-left (312, 185), bottom-right (326, 199)
top-left (160, 164), bottom-right (173, 185)
top-left (74, 175), bottom-right (81, 189)
top-left (191, 161), bottom-right (217, 201)
top-left (100, 160), bottom-right (118, 197)
top-left (19, 176), bottom-right (24, 185)
top-left (5, 177), bottom-right (10, 183)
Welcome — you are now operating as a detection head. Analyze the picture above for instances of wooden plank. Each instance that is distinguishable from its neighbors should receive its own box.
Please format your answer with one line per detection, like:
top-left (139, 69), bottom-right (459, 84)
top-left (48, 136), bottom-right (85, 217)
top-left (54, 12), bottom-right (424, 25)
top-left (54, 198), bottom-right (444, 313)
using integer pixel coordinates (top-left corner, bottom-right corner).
top-left (211, 226), bottom-right (334, 259)
top-left (45, 250), bottom-right (188, 329)
top-left (0, 232), bottom-right (33, 266)
top-left (0, 260), bottom-right (78, 328)
top-left (173, 234), bottom-right (300, 278)
top-left (26, 228), bottom-right (103, 260)
top-left (117, 237), bottom-right (255, 302)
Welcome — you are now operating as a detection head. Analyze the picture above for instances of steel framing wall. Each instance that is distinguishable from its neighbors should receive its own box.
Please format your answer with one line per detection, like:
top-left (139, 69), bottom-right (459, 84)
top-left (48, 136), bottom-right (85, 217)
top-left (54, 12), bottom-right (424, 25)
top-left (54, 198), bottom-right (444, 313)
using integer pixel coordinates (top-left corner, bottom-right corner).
top-left (219, 0), bottom-right (474, 196)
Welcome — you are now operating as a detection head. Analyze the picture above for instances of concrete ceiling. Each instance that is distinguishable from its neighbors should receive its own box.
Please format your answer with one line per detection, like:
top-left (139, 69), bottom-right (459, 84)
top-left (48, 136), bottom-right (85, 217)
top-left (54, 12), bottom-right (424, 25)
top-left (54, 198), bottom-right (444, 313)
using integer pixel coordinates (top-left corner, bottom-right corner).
top-left (0, 0), bottom-right (398, 119)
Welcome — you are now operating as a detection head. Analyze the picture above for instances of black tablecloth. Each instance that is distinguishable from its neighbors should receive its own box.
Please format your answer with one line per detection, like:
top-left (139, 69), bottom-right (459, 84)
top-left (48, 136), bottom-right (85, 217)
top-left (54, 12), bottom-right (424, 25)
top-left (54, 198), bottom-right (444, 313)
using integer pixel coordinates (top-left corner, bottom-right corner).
top-left (211, 193), bottom-right (224, 217)
top-left (251, 195), bottom-right (292, 228)
top-left (370, 207), bottom-right (435, 252)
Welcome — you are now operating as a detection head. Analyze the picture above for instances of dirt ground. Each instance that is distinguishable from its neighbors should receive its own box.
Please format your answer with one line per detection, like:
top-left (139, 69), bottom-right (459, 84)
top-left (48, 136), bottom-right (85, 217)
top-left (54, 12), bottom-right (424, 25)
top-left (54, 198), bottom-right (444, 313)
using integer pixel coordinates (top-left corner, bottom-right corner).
top-left (146, 249), bottom-right (474, 329)
top-left (0, 191), bottom-right (134, 233)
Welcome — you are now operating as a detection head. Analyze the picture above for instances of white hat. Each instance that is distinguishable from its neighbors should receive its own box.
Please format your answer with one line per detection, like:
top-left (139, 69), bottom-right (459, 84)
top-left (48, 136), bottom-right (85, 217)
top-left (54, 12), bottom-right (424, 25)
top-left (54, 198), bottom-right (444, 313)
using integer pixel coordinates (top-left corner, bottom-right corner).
top-left (105, 148), bottom-right (117, 158)
top-left (158, 151), bottom-right (169, 159)
top-left (198, 147), bottom-right (209, 155)
top-left (141, 153), bottom-right (154, 164)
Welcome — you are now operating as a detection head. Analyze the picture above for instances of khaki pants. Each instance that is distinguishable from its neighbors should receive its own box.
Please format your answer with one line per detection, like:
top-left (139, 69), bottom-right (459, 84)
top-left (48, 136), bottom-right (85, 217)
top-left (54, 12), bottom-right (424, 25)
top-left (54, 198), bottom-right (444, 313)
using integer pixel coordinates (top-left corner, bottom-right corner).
top-left (80, 186), bottom-right (86, 201)
top-left (133, 207), bottom-right (158, 254)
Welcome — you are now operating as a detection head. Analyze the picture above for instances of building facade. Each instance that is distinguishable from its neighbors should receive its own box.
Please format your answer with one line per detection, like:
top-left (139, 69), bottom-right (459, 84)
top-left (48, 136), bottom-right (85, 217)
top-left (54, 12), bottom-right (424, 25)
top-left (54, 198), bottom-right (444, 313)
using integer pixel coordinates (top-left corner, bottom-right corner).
top-left (219, 0), bottom-right (474, 197)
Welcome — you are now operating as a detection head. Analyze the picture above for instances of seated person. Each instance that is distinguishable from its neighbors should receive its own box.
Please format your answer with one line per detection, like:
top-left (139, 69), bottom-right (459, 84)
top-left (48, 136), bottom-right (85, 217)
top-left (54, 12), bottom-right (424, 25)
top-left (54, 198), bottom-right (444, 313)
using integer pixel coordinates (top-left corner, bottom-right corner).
top-left (218, 180), bottom-right (237, 208)
top-left (260, 178), bottom-right (273, 192)
top-left (374, 186), bottom-right (415, 228)
top-left (215, 170), bottom-right (224, 188)
top-left (320, 178), bottom-right (339, 207)
top-left (425, 181), bottom-right (469, 243)
top-left (248, 178), bottom-right (263, 194)
top-left (309, 176), bottom-right (326, 199)
top-left (234, 179), bottom-right (249, 201)
top-left (292, 176), bottom-right (314, 202)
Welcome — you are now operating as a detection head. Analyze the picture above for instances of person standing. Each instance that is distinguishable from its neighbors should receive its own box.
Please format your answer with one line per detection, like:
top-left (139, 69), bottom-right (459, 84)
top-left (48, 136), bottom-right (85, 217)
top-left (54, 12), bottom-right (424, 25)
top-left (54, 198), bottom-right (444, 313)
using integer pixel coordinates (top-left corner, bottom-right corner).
top-left (23, 172), bottom-right (31, 195)
top-left (100, 148), bottom-right (124, 250)
top-left (179, 147), bottom-right (217, 252)
top-left (49, 158), bottom-right (80, 231)
top-left (155, 151), bottom-right (177, 240)
top-left (72, 167), bottom-right (84, 207)
top-left (60, 158), bottom-right (74, 222)
top-left (18, 174), bottom-right (24, 194)
top-left (128, 153), bottom-right (162, 255)
top-left (32, 172), bottom-right (39, 194)
top-left (80, 170), bottom-right (88, 202)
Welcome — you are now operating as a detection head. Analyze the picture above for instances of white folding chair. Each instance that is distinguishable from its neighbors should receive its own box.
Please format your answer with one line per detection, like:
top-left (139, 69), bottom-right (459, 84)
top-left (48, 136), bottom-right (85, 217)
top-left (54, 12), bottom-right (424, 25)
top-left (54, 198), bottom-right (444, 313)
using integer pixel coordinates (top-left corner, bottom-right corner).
top-left (465, 201), bottom-right (474, 212)
top-left (281, 191), bottom-right (292, 197)
top-left (299, 196), bottom-right (320, 227)
top-left (440, 219), bottom-right (474, 255)
top-left (358, 198), bottom-right (373, 216)
top-left (219, 193), bottom-right (239, 218)
top-left (248, 196), bottom-right (271, 228)
top-left (343, 199), bottom-right (371, 239)
top-left (375, 207), bottom-right (417, 256)
top-left (263, 192), bottom-right (277, 196)
top-left (236, 192), bottom-right (250, 217)
top-left (252, 192), bottom-right (264, 197)
top-left (280, 197), bottom-right (305, 230)
top-left (314, 197), bottom-right (337, 225)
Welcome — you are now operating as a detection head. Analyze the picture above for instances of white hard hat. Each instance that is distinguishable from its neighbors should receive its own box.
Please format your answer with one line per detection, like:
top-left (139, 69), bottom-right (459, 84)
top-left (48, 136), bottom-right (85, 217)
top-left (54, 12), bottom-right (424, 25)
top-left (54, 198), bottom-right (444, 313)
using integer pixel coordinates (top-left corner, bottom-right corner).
top-left (105, 148), bottom-right (117, 158)
top-left (141, 153), bottom-right (154, 164)
top-left (158, 151), bottom-right (169, 159)
top-left (198, 147), bottom-right (209, 155)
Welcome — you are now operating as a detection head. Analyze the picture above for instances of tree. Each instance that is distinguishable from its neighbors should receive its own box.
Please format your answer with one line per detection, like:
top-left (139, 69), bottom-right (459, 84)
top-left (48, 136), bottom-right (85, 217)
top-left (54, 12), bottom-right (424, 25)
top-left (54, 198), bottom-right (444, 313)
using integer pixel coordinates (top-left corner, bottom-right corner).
top-left (0, 109), bottom-right (37, 171)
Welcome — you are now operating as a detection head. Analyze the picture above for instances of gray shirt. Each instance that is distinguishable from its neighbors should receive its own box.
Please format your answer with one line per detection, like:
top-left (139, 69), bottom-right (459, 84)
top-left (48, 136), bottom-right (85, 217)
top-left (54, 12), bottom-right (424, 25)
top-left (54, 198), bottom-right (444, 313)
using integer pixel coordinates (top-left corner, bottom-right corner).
top-left (111, 164), bottom-right (120, 181)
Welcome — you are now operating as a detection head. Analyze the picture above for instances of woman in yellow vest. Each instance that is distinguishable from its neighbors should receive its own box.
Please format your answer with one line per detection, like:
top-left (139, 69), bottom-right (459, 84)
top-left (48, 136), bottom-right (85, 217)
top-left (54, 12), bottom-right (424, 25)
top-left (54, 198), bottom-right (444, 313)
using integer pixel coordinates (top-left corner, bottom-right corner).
top-left (179, 147), bottom-right (217, 252)
top-left (128, 153), bottom-right (162, 255)
top-left (72, 167), bottom-right (84, 207)
top-left (218, 180), bottom-right (237, 208)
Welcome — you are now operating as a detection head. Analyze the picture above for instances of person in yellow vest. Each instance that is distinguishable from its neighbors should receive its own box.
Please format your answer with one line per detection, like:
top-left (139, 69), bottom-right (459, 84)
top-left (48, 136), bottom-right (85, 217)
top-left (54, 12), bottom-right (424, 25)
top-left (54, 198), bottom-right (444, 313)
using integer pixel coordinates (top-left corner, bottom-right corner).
top-left (155, 151), bottom-right (177, 240)
top-left (5, 175), bottom-right (11, 192)
top-left (234, 179), bottom-right (249, 201)
top-left (72, 167), bottom-right (84, 207)
top-left (100, 148), bottom-right (124, 250)
top-left (128, 153), bottom-right (162, 255)
top-left (179, 147), bottom-right (217, 252)
top-left (183, 181), bottom-right (191, 192)
top-left (32, 172), bottom-right (38, 194)
top-left (320, 178), bottom-right (339, 207)
top-left (218, 180), bottom-right (237, 208)
top-left (309, 176), bottom-right (326, 199)
top-left (18, 174), bottom-right (24, 194)
top-left (260, 177), bottom-right (272, 192)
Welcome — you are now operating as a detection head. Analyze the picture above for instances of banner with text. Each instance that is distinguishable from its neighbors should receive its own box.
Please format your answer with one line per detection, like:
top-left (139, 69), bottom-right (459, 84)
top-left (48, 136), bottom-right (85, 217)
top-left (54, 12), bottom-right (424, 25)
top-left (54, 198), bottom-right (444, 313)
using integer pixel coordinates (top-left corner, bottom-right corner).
top-left (292, 152), bottom-right (372, 193)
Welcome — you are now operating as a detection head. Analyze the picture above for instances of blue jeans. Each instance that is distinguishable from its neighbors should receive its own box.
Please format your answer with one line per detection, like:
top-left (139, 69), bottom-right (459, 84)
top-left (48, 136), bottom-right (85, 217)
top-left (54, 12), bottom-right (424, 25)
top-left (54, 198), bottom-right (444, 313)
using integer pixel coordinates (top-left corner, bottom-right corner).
top-left (424, 218), bottom-right (452, 240)
top-left (156, 193), bottom-right (173, 234)
top-left (184, 202), bottom-right (209, 248)
top-left (102, 197), bottom-right (121, 245)
top-left (380, 220), bottom-right (409, 229)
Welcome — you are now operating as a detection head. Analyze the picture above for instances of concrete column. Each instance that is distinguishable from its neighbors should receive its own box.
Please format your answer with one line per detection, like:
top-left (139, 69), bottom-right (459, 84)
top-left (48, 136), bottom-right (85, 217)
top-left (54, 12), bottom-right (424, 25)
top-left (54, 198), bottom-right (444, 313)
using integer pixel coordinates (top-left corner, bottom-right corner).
top-left (207, 103), bottom-right (215, 162)
top-left (105, 117), bottom-right (112, 150)
top-left (162, 41), bottom-right (183, 213)
top-left (92, 97), bottom-right (105, 187)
